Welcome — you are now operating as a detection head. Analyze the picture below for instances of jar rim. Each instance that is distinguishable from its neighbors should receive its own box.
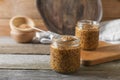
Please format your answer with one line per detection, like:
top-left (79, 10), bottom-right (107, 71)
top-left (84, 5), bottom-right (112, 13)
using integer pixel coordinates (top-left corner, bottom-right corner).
top-left (78, 20), bottom-right (99, 24)
top-left (52, 35), bottom-right (80, 45)
top-left (77, 20), bottom-right (99, 29)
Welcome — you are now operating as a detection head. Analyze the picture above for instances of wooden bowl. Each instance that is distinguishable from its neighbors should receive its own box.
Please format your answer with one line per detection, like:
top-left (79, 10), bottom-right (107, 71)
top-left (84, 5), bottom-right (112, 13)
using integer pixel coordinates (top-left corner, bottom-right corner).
top-left (9, 16), bottom-right (36, 43)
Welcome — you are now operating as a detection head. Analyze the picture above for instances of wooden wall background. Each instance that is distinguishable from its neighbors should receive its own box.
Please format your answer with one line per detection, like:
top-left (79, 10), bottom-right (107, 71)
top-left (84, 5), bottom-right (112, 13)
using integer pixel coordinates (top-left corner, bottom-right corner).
top-left (0, 0), bottom-right (120, 36)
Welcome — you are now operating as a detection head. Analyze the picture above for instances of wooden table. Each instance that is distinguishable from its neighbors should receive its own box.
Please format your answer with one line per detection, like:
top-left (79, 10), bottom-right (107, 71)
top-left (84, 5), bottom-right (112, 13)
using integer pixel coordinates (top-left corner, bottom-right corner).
top-left (0, 37), bottom-right (120, 80)
top-left (0, 61), bottom-right (120, 80)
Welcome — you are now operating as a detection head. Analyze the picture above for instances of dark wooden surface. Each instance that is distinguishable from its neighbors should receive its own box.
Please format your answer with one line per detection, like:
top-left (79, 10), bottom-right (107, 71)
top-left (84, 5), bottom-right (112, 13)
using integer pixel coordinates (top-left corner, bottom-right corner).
top-left (0, 60), bottom-right (120, 80)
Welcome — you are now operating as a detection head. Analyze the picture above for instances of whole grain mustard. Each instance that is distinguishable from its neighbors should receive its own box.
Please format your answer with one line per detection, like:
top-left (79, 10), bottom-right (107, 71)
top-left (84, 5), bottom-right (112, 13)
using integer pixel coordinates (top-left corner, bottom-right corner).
top-left (50, 35), bottom-right (80, 73)
top-left (75, 20), bottom-right (99, 50)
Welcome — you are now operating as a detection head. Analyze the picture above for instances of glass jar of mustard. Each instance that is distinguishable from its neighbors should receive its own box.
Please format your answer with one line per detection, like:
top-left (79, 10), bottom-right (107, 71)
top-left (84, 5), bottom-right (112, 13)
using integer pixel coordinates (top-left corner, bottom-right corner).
top-left (50, 35), bottom-right (80, 73)
top-left (75, 20), bottom-right (99, 50)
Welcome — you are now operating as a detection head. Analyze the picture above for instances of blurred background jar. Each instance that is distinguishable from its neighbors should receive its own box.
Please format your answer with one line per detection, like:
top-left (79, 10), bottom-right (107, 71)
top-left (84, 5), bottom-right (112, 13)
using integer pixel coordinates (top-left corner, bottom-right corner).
top-left (50, 35), bottom-right (80, 73)
top-left (75, 20), bottom-right (99, 50)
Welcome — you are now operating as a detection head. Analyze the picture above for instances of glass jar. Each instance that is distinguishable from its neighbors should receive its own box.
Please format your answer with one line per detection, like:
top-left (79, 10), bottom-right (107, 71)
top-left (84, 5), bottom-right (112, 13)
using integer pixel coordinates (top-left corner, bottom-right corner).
top-left (50, 35), bottom-right (80, 73)
top-left (75, 20), bottom-right (99, 50)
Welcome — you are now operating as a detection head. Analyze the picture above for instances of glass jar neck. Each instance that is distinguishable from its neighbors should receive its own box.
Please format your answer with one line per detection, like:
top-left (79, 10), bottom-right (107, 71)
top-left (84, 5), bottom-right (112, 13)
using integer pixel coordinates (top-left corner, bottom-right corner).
top-left (77, 20), bottom-right (99, 29)
top-left (52, 35), bottom-right (80, 48)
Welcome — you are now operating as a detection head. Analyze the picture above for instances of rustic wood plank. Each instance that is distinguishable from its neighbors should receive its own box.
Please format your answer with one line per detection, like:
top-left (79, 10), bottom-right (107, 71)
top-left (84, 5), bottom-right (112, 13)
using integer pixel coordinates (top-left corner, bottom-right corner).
top-left (0, 0), bottom-right (119, 21)
top-left (0, 37), bottom-right (50, 69)
top-left (0, 54), bottom-right (119, 70)
top-left (102, 0), bottom-right (120, 7)
top-left (0, 37), bottom-right (50, 54)
top-left (0, 0), bottom-right (41, 19)
top-left (0, 69), bottom-right (120, 80)
top-left (0, 55), bottom-right (50, 69)
top-left (81, 42), bottom-right (120, 66)
top-left (102, 0), bottom-right (120, 20)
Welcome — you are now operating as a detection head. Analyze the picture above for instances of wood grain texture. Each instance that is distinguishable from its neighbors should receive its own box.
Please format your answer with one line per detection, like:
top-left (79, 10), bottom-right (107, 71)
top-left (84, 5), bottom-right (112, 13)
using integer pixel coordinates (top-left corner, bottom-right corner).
top-left (0, 60), bottom-right (120, 80)
top-left (81, 42), bottom-right (120, 66)
top-left (0, 19), bottom-right (47, 36)
top-left (0, 0), bottom-right (119, 20)
top-left (0, 37), bottom-right (50, 55)
top-left (0, 0), bottom-right (120, 36)
top-left (0, 0), bottom-right (41, 19)
top-left (0, 69), bottom-right (119, 80)
top-left (0, 55), bottom-right (50, 69)
top-left (102, 0), bottom-right (120, 20)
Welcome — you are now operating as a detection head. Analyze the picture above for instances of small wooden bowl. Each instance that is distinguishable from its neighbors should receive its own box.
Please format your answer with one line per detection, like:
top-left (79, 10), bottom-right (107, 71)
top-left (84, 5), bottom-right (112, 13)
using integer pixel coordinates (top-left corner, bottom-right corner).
top-left (9, 16), bottom-right (36, 43)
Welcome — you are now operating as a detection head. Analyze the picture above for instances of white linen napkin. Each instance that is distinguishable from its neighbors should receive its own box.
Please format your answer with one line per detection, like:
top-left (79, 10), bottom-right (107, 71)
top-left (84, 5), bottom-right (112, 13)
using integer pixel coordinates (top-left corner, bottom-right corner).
top-left (33, 31), bottom-right (60, 44)
top-left (99, 19), bottom-right (120, 44)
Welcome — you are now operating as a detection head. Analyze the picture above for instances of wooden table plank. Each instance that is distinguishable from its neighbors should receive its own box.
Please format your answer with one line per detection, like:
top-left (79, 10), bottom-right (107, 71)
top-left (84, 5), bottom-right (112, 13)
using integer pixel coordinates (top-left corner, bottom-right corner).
top-left (0, 55), bottom-right (50, 69)
top-left (0, 69), bottom-right (119, 80)
top-left (0, 53), bottom-right (119, 70)
top-left (0, 37), bottom-right (51, 69)
top-left (0, 37), bottom-right (50, 55)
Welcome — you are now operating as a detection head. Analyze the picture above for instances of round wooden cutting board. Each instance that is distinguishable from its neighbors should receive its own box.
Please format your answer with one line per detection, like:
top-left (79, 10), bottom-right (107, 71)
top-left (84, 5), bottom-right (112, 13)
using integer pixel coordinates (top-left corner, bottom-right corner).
top-left (36, 0), bottom-right (102, 35)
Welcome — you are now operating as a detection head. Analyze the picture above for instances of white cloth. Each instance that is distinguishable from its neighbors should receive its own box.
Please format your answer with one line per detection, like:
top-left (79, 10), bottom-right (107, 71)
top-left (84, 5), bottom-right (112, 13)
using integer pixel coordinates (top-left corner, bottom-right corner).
top-left (33, 31), bottom-right (59, 44)
top-left (100, 19), bottom-right (120, 44)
